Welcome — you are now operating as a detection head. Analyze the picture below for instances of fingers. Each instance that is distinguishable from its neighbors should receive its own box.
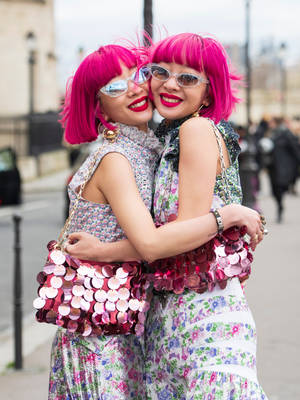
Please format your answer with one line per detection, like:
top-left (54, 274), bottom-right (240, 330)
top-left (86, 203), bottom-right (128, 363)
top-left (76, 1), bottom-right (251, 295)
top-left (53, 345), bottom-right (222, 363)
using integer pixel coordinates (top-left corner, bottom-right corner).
top-left (68, 231), bottom-right (84, 241)
top-left (249, 213), bottom-right (269, 250)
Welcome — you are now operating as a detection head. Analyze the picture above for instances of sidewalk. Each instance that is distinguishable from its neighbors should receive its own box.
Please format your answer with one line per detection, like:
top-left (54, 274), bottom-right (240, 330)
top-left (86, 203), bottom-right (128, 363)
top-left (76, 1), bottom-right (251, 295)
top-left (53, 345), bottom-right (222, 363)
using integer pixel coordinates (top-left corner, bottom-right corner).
top-left (23, 169), bottom-right (71, 194)
top-left (0, 171), bottom-right (299, 399)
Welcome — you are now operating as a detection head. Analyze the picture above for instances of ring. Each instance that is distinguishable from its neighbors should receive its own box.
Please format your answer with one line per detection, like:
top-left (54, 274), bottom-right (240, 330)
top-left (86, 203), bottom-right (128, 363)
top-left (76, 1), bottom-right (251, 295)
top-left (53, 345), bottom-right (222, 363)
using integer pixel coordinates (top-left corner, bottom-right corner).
top-left (263, 228), bottom-right (269, 235)
top-left (260, 215), bottom-right (266, 225)
top-left (254, 234), bottom-right (259, 242)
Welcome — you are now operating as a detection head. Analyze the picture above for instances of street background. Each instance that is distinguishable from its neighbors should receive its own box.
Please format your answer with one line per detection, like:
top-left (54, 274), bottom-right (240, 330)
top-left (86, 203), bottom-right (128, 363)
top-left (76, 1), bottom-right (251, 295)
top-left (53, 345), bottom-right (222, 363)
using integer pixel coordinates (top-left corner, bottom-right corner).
top-left (1, 1), bottom-right (300, 399)
top-left (0, 170), bottom-right (299, 399)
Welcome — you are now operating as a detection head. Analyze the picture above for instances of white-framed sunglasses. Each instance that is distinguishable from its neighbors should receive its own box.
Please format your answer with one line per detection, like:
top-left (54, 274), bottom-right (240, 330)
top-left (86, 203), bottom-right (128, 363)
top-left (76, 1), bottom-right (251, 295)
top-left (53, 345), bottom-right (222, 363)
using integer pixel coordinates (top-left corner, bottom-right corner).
top-left (99, 66), bottom-right (151, 98)
top-left (148, 64), bottom-right (209, 87)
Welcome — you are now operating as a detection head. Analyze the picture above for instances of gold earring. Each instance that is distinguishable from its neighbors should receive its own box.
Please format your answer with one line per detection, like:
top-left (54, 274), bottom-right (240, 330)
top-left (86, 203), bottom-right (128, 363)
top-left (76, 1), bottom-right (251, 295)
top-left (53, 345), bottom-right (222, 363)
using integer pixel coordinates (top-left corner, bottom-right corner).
top-left (103, 128), bottom-right (119, 142)
top-left (98, 124), bottom-right (119, 143)
top-left (192, 104), bottom-right (204, 118)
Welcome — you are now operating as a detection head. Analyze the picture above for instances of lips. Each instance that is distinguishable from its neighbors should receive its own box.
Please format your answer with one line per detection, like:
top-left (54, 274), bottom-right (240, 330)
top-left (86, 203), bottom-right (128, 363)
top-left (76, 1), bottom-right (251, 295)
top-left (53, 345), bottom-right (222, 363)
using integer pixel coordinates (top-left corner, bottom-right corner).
top-left (128, 96), bottom-right (149, 112)
top-left (159, 93), bottom-right (183, 108)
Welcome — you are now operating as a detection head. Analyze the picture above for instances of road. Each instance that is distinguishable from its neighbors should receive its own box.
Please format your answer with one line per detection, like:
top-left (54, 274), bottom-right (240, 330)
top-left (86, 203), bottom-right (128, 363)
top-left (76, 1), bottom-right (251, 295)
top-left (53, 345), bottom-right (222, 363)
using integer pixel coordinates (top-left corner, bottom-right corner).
top-left (0, 191), bottom-right (65, 332)
top-left (245, 175), bottom-right (300, 399)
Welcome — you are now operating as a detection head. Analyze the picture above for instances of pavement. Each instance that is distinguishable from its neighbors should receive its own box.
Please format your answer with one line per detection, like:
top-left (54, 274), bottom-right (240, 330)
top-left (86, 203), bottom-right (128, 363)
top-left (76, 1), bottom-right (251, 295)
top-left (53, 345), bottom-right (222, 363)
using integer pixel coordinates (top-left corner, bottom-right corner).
top-left (0, 170), bottom-right (299, 399)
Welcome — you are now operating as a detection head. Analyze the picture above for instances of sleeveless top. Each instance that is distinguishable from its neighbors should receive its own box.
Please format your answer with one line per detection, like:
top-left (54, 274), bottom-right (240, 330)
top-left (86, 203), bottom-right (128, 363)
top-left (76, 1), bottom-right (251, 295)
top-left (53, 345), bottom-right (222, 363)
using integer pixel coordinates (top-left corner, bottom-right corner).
top-left (150, 116), bottom-right (251, 294)
top-left (153, 116), bottom-right (242, 225)
top-left (68, 123), bottom-right (162, 240)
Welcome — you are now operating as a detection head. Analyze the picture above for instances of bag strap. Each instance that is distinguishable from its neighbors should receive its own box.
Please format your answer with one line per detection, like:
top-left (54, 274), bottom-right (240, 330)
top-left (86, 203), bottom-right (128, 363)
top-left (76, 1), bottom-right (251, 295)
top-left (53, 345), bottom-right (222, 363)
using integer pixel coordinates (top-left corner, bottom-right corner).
top-left (56, 141), bottom-right (107, 248)
top-left (208, 120), bottom-right (232, 205)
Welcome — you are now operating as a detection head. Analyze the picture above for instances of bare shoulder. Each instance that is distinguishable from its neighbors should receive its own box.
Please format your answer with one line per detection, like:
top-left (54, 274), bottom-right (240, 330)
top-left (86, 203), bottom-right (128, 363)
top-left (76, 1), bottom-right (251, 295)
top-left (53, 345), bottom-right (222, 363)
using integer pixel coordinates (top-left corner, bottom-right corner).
top-left (180, 117), bottom-right (215, 141)
top-left (100, 151), bottom-right (130, 169)
top-left (95, 151), bottom-right (133, 181)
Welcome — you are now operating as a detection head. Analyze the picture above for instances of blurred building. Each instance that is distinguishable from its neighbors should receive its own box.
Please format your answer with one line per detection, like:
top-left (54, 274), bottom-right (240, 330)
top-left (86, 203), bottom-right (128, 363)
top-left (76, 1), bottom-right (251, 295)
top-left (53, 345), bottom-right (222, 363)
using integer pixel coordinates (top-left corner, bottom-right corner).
top-left (0, 0), bottom-right (66, 180)
top-left (0, 0), bottom-right (59, 116)
top-left (225, 41), bottom-right (300, 125)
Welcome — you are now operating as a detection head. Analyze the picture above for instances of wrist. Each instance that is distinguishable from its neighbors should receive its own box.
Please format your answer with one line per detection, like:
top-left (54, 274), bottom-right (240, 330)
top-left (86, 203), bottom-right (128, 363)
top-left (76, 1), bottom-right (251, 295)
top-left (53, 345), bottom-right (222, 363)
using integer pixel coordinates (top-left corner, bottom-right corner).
top-left (210, 209), bottom-right (224, 234)
top-left (219, 205), bottom-right (239, 230)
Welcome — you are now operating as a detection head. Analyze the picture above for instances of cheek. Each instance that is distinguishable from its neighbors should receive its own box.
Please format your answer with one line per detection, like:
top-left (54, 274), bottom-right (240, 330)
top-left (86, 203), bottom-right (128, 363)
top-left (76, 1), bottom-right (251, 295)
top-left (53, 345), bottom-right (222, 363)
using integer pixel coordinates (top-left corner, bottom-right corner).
top-left (150, 80), bottom-right (160, 97)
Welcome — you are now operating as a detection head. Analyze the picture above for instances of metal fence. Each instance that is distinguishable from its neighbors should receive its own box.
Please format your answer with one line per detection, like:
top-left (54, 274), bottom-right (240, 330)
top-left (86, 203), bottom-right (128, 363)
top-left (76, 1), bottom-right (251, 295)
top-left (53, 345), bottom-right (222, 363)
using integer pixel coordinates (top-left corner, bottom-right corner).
top-left (0, 112), bottom-right (63, 156)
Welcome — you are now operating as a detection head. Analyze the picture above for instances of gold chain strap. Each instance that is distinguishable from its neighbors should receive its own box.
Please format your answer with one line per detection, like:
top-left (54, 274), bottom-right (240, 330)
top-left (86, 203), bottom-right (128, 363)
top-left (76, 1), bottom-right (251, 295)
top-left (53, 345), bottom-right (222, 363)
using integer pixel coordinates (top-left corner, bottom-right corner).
top-left (209, 121), bottom-right (232, 205)
top-left (56, 141), bottom-right (107, 249)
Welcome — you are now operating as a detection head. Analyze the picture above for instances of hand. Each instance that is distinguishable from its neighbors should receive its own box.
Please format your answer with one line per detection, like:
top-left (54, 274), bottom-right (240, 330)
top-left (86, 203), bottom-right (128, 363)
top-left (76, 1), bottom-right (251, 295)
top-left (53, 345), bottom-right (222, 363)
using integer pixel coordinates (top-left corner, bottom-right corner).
top-left (64, 231), bottom-right (103, 261)
top-left (220, 204), bottom-right (265, 251)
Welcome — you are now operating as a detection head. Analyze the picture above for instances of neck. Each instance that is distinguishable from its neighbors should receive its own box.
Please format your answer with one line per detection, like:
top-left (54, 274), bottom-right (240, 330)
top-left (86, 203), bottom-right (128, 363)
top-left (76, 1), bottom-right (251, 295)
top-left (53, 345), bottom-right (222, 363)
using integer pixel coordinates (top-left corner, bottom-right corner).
top-left (135, 123), bottom-right (148, 132)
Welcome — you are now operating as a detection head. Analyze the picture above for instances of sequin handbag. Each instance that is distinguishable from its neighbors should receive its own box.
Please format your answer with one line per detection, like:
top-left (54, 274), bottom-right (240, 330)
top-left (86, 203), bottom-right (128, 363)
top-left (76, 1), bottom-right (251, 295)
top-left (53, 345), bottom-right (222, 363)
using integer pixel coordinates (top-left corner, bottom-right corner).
top-left (33, 139), bottom-right (150, 337)
top-left (149, 118), bottom-right (253, 294)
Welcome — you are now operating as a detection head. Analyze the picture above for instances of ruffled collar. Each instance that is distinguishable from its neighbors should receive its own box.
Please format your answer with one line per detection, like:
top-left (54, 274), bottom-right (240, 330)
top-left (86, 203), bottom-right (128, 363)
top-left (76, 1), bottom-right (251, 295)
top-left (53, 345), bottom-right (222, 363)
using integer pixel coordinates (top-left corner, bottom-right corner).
top-left (155, 116), bottom-right (241, 172)
top-left (155, 115), bottom-right (192, 145)
top-left (99, 123), bottom-right (163, 154)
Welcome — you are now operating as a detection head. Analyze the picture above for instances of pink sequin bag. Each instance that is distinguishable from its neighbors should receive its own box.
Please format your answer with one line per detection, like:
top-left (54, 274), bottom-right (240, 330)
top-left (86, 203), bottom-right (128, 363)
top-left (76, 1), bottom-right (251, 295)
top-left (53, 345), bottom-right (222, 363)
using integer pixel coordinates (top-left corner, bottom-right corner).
top-left (150, 225), bottom-right (251, 294)
top-left (33, 140), bottom-right (150, 336)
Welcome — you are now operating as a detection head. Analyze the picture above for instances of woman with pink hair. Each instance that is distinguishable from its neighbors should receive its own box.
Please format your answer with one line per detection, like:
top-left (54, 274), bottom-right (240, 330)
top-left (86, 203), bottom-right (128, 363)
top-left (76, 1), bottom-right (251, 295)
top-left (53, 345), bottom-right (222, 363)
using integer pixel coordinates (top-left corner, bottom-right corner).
top-left (49, 42), bottom-right (263, 400)
top-left (142, 33), bottom-right (268, 399)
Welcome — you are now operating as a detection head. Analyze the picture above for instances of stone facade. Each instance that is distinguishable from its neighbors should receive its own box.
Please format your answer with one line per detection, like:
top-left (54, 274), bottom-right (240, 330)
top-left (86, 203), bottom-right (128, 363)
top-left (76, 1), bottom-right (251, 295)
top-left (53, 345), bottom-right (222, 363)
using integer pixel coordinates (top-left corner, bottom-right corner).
top-left (0, 0), bottom-right (59, 116)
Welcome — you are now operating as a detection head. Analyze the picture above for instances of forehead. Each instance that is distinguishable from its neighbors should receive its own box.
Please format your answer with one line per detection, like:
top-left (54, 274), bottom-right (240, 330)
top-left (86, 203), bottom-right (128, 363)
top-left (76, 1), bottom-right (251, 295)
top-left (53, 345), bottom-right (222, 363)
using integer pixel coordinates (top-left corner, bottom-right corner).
top-left (107, 64), bottom-right (137, 83)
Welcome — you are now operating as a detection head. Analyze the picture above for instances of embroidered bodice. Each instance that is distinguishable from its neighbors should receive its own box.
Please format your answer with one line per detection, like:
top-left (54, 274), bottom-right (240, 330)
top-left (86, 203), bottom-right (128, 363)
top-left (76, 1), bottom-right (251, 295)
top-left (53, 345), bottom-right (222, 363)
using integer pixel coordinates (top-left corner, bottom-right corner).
top-left (153, 117), bottom-right (242, 225)
top-left (67, 123), bottom-right (162, 241)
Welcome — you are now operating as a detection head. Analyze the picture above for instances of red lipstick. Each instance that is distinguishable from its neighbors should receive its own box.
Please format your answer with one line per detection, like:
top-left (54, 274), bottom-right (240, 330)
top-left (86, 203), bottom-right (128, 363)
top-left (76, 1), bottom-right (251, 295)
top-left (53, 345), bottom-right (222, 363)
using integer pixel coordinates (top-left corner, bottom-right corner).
top-left (159, 93), bottom-right (183, 108)
top-left (128, 96), bottom-right (148, 112)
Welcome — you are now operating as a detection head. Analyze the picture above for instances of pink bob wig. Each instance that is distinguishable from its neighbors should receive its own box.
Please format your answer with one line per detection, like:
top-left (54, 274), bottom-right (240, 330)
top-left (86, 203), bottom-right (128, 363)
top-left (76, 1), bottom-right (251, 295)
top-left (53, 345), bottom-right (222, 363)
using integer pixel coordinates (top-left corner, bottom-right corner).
top-left (150, 33), bottom-right (241, 124)
top-left (61, 45), bottom-right (146, 144)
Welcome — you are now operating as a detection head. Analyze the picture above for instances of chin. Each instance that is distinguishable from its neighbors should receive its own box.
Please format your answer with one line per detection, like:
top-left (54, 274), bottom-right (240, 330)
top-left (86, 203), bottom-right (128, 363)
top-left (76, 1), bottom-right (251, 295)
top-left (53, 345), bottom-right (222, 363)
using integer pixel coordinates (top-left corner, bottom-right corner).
top-left (156, 106), bottom-right (185, 120)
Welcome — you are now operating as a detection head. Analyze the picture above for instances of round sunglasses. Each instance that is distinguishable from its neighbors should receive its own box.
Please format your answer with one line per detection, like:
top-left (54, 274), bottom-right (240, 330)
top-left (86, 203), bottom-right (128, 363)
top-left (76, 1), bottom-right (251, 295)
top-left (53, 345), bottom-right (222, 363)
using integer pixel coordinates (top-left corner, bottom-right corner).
top-left (149, 64), bottom-right (209, 87)
top-left (99, 67), bottom-right (151, 98)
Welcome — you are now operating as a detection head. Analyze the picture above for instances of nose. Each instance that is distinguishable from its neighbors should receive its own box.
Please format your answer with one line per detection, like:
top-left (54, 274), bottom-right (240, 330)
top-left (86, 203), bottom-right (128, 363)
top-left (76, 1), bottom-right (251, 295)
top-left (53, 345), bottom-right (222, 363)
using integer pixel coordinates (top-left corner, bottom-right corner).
top-left (163, 75), bottom-right (179, 91)
top-left (127, 80), bottom-right (143, 96)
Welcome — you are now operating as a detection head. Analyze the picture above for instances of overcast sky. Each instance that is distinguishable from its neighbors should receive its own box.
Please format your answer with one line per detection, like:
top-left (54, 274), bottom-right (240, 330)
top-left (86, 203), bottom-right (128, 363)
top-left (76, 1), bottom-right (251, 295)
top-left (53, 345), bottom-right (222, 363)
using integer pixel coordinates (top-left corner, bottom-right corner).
top-left (54, 0), bottom-right (300, 89)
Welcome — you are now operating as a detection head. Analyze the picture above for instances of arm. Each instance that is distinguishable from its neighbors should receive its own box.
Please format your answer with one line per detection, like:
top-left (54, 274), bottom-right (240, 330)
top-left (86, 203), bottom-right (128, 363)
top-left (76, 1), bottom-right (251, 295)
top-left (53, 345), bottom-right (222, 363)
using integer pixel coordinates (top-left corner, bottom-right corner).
top-left (177, 117), bottom-right (222, 219)
top-left (83, 152), bottom-right (219, 263)
top-left (66, 148), bottom-right (261, 262)
top-left (177, 117), bottom-right (263, 247)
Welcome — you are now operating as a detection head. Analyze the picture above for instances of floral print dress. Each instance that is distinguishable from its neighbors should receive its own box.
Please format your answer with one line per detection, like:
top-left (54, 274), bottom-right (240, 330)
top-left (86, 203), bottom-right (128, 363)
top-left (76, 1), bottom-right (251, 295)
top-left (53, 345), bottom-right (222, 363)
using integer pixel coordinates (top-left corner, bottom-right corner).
top-left (145, 117), bottom-right (268, 399)
top-left (48, 124), bottom-right (162, 400)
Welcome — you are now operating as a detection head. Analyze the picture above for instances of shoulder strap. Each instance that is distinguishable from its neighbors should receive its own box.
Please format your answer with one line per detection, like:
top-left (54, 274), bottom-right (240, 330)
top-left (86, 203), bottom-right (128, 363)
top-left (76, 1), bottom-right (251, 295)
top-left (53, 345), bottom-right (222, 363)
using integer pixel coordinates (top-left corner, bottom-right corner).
top-left (200, 118), bottom-right (232, 205)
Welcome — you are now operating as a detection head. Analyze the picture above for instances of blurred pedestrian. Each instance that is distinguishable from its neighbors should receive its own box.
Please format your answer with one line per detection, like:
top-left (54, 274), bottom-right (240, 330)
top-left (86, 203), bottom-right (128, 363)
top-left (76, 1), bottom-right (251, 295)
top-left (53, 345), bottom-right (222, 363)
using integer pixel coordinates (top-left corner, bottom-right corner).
top-left (237, 124), bottom-right (261, 211)
top-left (267, 116), bottom-right (300, 222)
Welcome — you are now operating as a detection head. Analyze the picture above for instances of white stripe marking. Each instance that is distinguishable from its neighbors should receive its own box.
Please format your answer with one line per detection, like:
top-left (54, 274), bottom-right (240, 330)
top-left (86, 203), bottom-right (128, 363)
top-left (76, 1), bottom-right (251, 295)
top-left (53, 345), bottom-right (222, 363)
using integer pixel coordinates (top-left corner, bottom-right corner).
top-left (0, 201), bottom-right (49, 218)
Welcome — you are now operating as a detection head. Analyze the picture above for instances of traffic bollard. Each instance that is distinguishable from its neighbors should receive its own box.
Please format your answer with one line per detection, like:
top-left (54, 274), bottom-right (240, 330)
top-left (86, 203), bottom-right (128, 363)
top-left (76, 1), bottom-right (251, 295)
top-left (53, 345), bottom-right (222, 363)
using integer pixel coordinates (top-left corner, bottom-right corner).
top-left (13, 214), bottom-right (23, 369)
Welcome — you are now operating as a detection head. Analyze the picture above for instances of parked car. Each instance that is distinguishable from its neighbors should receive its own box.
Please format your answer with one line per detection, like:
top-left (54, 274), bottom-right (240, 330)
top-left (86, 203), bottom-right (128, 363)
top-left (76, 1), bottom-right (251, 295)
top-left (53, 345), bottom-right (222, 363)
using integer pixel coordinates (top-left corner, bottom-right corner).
top-left (0, 147), bottom-right (22, 206)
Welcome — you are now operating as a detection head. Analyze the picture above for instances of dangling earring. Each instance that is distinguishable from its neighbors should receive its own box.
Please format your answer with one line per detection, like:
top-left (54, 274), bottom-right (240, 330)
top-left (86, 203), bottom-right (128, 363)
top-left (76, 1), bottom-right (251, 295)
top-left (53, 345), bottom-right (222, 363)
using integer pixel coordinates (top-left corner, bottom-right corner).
top-left (192, 104), bottom-right (204, 118)
top-left (97, 124), bottom-right (119, 143)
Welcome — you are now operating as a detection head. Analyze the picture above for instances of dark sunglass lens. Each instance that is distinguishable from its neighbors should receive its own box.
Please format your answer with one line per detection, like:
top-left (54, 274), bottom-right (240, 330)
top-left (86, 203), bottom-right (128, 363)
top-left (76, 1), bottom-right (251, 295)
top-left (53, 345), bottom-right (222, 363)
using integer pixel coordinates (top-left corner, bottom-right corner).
top-left (151, 66), bottom-right (169, 80)
top-left (178, 74), bottom-right (199, 86)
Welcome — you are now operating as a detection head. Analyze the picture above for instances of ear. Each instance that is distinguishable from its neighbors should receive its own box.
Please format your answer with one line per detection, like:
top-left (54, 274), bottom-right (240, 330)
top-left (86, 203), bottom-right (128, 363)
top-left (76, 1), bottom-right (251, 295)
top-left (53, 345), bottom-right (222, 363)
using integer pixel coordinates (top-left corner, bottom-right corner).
top-left (96, 99), bottom-right (109, 121)
top-left (202, 93), bottom-right (211, 107)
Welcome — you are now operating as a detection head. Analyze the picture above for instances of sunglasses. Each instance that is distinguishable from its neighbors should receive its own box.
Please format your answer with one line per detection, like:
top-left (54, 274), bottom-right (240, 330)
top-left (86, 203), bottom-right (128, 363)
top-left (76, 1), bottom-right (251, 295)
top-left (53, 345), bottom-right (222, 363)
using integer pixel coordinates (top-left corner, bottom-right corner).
top-left (149, 64), bottom-right (209, 87)
top-left (99, 67), bottom-right (151, 98)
